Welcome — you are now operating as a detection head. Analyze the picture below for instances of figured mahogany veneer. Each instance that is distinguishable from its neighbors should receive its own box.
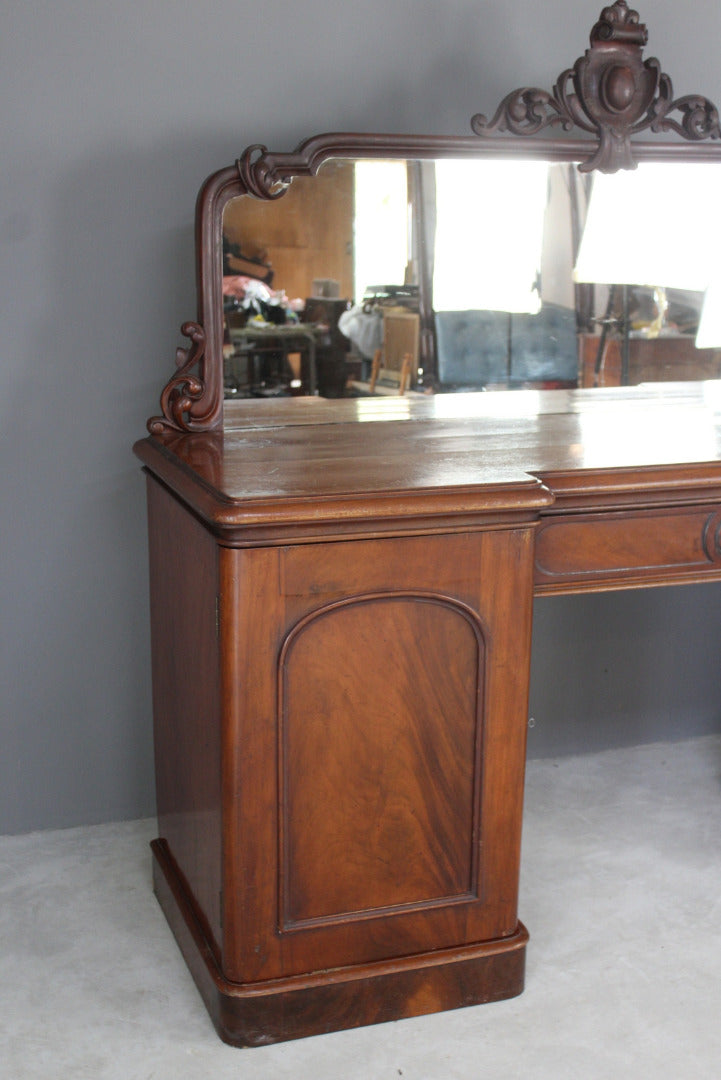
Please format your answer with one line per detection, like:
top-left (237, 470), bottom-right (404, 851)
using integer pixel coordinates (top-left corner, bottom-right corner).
top-left (534, 503), bottom-right (721, 592)
top-left (136, 0), bottom-right (721, 1044)
top-left (136, 384), bottom-right (721, 1045)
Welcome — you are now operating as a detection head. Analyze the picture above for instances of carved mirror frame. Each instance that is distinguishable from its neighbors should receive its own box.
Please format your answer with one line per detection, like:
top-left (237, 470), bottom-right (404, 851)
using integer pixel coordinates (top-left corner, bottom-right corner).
top-left (148, 1), bottom-right (721, 436)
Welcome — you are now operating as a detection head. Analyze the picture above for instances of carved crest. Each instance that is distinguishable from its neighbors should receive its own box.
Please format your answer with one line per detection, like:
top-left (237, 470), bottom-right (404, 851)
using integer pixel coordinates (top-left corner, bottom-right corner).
top-left (471, 1), bottom-right (721, 172)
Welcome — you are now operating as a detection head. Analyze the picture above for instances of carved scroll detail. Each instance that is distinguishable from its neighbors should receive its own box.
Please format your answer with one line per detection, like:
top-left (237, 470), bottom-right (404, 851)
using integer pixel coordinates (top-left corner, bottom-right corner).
top-left (471, 1), bottom-right (720, 172)
top-left (471, 81), bottom-right (587, 141)
top-left (237, 144), bottom-right (292, 200)
top-left (649, 85), bottom-right (721, 142)
top-left (147, 322), bottom-right (208, 435)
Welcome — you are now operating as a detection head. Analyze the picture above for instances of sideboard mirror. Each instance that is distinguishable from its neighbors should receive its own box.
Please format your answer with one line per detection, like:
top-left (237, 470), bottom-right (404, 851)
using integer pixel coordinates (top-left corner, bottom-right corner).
top-left (148, 1), bottom-right (721, 435)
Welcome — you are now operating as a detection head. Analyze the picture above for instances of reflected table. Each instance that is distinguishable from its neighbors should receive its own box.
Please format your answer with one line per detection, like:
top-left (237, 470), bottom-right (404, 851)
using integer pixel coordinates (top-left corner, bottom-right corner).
top-left (228, 323), bottom-right (318, 395)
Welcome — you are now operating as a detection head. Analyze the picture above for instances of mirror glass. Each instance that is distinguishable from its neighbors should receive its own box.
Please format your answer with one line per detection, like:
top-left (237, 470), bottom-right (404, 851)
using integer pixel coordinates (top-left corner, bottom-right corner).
top-left (221, 157), bottom-right (721, 410)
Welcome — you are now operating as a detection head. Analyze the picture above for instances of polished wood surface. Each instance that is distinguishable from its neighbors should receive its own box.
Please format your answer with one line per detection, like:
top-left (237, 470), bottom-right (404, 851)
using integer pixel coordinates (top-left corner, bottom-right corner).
top-left (535, 502), bottom-right (721, 593)
top-left (152, 837), bottom-right (527, 1046)
top-left (141, 445), bottom-right (539, 1040)
top-left (218, 530), bottom-right (535, 985)
top-left (138, 5), bottom-right (721, 1043)
top-left (140, 384), bottom-right (721, 511)
top-left (146, 480), bottom-right (223, 956)
top-left (578, 334), bottom-right (721, 389)
top-left (136, 382), bottom-right (721, 1044)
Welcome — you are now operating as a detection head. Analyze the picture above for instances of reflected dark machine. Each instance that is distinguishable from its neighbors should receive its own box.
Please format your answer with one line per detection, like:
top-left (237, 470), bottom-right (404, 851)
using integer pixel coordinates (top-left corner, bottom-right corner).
top-left (302, 297), bottom-right (351, 397)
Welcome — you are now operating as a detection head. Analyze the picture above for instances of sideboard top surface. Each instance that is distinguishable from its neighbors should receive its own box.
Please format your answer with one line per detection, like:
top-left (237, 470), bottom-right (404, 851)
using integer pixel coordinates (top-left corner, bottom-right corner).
top-left (135, 385), bottom-right (721, 519)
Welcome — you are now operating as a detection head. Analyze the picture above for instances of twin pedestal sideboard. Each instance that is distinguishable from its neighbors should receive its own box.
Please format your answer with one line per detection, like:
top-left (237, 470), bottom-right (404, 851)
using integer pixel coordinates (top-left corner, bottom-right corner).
top-left (134, 385), bottom-right (721, 1045)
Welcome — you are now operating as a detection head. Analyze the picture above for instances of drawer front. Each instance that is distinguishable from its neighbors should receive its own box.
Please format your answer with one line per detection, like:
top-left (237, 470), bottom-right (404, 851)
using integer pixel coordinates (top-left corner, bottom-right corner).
top-left (534, 505), bottom-right (721, 593)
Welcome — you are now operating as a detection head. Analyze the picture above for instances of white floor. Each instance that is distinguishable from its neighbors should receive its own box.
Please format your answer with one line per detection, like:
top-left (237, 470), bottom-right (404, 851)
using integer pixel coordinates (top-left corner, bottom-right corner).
top-left (2, 735), bottom-right (721, 1080)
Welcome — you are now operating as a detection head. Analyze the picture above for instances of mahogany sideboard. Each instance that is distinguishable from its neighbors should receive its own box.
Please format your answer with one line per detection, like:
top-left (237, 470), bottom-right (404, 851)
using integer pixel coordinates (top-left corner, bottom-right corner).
top-left (134, 382), bottom-right (721, 1045)
top-left (134, 4), bottom-right (721, 1042)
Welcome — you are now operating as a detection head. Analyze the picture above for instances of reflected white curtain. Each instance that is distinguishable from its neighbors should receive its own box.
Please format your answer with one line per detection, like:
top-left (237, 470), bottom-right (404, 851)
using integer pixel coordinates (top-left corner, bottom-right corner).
top-left (433, 159), bottom-right (549, 313)
top-left (574, 163), bottom-right (721, 290)
top-left (353, 161), bottom-right (409, 299)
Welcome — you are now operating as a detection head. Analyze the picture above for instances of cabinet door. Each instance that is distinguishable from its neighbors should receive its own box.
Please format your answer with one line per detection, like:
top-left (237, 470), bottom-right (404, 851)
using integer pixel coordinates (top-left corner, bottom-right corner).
top-left (219, 529), bottom-right (534, 983)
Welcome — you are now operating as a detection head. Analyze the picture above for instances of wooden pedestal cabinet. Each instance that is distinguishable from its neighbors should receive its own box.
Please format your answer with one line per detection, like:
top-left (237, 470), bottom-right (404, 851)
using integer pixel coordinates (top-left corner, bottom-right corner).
top-left (145, 473), bottom-right (537, 1045)
top-left (137, 0), bottom-right (721, 1042)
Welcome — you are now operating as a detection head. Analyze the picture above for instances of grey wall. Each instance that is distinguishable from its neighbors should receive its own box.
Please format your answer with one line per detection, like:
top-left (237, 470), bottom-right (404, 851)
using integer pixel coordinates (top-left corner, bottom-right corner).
top-left (3, 0), bottom-right (721, 835)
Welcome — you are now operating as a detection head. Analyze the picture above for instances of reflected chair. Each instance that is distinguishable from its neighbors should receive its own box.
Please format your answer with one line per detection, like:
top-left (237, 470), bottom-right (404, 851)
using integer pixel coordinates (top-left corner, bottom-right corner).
top-left (368, 309), bottom-right (420, 395)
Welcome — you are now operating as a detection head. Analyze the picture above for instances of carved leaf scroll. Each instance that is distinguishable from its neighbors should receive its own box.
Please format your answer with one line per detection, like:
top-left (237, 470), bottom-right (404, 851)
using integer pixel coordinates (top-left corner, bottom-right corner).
top-left (471, 1), bottom-right (720, 173)
top-left (147, 322), bottom-right (208, 435)
top-left (236, 144), bottom-right (292, 200)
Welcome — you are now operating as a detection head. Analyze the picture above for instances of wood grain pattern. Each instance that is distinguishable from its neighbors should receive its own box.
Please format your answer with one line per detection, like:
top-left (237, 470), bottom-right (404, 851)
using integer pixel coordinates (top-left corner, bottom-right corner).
top-left (279, 593), bottom-right (483, 927)
top-left (214, 530), bottom-right (535, 986)
top-left (152, 838), bottom-right (528, 1047)
top-left (140, 0), bottom-right (721, 1039)
top-left (578, 334), bottom-right (721, 388)
top-left (146, 477), bottom-right (223, 958)
top-left (137, 382), bottom-right (721, 1045)
top-left (139, 384), bottom-right (721, 508)
top-left (535, 504), bottom-right (721, 593)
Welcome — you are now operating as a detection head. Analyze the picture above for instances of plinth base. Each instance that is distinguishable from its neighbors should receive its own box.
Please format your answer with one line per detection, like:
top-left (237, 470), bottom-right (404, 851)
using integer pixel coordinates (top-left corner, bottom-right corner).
top-left (152, 839), bottom-right (528, 1046)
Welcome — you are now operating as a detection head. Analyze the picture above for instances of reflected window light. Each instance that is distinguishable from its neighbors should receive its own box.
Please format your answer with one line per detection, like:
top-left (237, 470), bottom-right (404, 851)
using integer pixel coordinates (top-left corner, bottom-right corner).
top-left (696, 277), bottom-right (721, 349)
top-left (433, 160), bottom-right (549, 313)
top-left (354, 162), bottom-right (409, 300)
top-left (575, 409), bottom-right (718, 466)
top-left (431, 389), bottom-right (544, 419)
top-left (354, 397), bottom-right (412, 422)
top-left (702, 379), bottom-right (721, 410)
top-left (575, 163), bottom-right (721, 291)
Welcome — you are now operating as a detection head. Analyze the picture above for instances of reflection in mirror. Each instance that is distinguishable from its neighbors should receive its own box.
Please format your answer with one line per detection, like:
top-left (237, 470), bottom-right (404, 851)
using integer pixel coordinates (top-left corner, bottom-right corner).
top-left (222, 159), bottom-right (355, 398)
top-left (221, 158), bottom-right (721, 405)
top-left (575, 163), bottom-right (721, 385)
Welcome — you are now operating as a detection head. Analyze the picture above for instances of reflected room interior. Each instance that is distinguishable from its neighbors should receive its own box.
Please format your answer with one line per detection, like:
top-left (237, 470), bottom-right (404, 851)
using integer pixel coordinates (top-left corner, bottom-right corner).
top-left (221, 158), bottom-right (721, 401)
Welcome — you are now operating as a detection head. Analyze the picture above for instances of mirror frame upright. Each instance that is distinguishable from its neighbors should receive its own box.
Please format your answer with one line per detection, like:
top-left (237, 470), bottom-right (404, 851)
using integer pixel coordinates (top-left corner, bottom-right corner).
top-left (147, 0), bottom-right (721, 436)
